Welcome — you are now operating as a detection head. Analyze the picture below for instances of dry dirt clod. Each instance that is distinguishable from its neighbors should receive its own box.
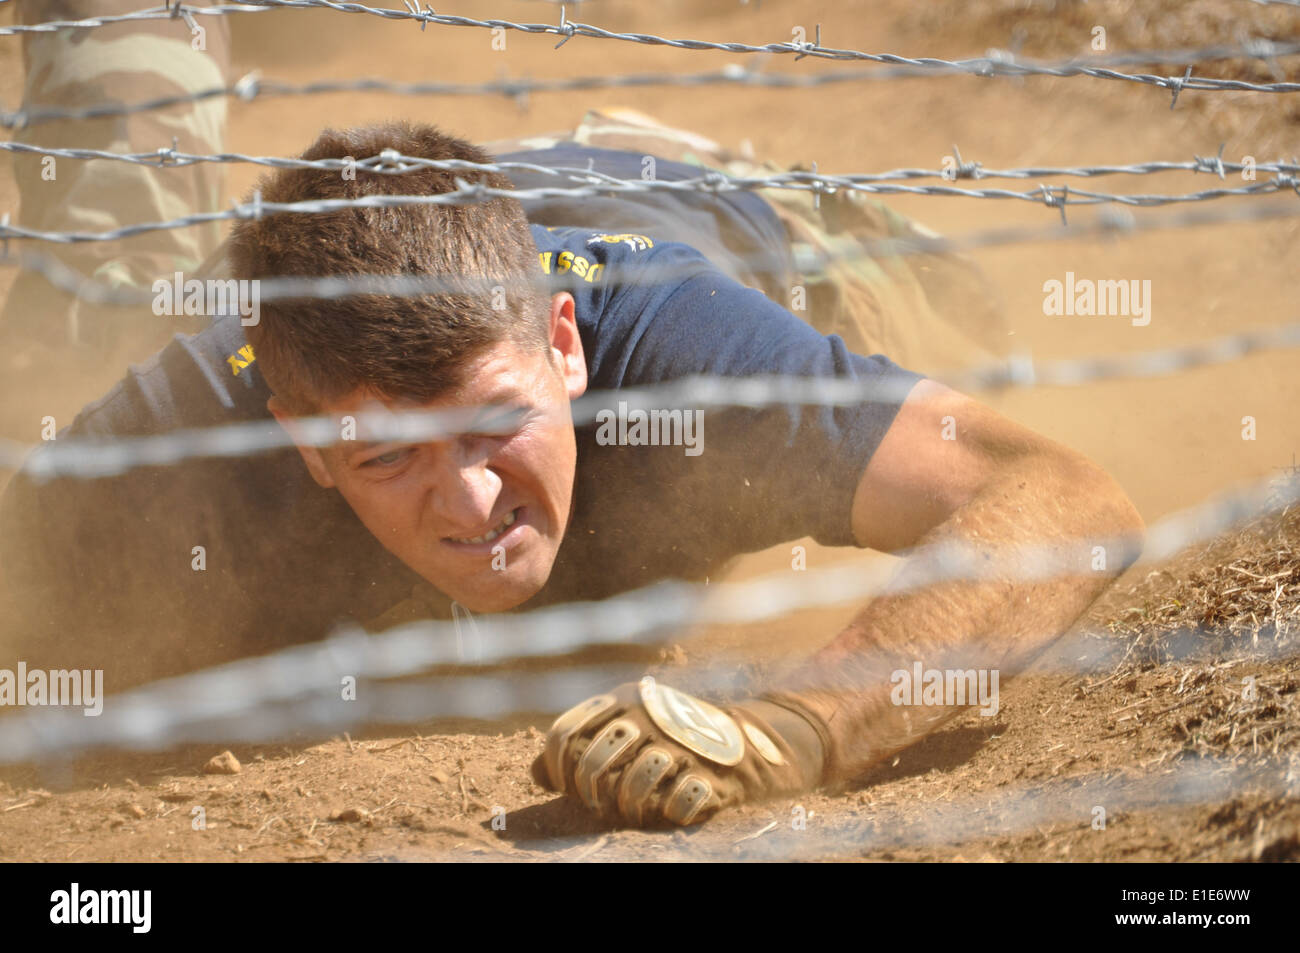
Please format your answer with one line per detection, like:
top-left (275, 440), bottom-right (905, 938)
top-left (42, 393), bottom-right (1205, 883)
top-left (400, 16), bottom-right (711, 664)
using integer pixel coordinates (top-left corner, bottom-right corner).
top-left (331, 807), bottom-right (370, 823)
top-left (658, 643), bottom-right (688, 666)
top-left (202, 751), bottom-right (242, 775)
top-left (430, 769), bottom-right (450, 785)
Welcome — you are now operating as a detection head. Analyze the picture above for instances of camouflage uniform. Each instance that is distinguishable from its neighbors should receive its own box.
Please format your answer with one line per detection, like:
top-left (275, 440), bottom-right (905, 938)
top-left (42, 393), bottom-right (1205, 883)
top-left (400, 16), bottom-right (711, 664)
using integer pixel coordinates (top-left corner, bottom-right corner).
top-left (3, 0), bottom-right (231, 355)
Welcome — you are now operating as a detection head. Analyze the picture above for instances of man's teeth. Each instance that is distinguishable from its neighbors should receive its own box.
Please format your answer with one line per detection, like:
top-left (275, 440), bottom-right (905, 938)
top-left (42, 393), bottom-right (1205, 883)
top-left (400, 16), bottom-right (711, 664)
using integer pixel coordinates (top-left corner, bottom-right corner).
top-left (453, 509), bottom-right (517, 545)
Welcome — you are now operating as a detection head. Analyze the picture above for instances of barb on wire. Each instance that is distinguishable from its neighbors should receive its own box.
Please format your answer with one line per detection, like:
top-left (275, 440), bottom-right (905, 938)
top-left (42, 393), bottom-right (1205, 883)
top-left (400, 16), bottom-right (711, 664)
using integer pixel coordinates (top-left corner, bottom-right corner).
top-left (0, 464), bottom-right (1296, 763)
top-left (0, 2), bottom-right (270, 36)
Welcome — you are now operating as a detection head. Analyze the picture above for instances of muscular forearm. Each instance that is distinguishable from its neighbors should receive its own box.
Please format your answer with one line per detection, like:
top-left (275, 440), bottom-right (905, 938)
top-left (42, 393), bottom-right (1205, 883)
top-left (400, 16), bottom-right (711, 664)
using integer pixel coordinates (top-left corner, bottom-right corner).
top-left (774, 446), bottom-right (1144, 782)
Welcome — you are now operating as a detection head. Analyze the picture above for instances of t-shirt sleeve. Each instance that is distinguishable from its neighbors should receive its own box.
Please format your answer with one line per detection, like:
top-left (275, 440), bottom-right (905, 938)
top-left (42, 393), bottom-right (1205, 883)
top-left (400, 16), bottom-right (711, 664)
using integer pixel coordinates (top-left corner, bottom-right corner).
top-left (608, 264), bottom-right (925, 549)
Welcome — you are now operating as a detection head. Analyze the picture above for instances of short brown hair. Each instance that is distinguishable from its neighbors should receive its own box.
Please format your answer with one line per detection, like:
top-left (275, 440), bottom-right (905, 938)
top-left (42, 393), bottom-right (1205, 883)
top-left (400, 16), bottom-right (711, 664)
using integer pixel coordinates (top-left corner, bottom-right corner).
top-left (227, 120), bottom-right (549, 413)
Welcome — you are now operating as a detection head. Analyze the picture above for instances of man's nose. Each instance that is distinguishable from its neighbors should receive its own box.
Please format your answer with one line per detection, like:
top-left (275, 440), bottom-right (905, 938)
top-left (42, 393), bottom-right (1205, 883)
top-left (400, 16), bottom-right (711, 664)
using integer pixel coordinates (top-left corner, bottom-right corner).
top-left (426, 445), bottom-right (502, 530)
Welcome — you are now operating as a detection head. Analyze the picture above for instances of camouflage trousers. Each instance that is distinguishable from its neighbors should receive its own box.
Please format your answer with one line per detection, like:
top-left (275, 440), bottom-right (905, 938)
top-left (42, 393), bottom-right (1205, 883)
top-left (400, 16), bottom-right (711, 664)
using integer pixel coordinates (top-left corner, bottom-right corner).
top-left (2, 4), bottom-right (1006, 372)
top-left (3, 0), bottom-right (232, 355)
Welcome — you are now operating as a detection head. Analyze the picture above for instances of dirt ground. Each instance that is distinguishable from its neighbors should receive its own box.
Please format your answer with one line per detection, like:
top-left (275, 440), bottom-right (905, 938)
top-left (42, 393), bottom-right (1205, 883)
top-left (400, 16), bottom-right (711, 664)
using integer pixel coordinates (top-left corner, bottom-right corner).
top-left (1, 496), bottom-right (1297, 862)
top-left (0, 0), bottom-right (1298, 861)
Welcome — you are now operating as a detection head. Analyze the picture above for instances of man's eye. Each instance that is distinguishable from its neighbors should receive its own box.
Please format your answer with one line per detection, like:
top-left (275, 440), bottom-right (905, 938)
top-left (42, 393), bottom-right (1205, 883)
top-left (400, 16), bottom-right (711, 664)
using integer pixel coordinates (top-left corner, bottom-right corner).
top-left (364, 449), bottom-right (408, 467)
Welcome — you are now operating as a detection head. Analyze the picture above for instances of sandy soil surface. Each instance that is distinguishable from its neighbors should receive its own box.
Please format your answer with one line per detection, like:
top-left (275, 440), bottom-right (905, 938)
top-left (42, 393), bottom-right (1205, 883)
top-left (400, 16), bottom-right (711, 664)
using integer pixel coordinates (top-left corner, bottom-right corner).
top-left (2, 495), bottom-right (1297, 862)
top-left (0, 0), bottom-right (1297, 861)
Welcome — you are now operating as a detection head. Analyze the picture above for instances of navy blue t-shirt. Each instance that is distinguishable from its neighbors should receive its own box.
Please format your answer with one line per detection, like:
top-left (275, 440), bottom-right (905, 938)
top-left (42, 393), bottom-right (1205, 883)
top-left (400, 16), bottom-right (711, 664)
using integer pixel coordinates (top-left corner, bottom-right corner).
top-left (0, 147), bottom-right (923, 686)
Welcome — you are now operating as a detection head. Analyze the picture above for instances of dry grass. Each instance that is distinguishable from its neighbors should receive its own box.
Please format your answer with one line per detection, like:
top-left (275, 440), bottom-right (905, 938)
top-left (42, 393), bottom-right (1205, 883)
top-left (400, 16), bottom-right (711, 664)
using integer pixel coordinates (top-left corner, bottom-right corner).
top-left (1079, 470), bottom-right (1300, 769)
top-left (1099, 471), bottom-right (1300, 657)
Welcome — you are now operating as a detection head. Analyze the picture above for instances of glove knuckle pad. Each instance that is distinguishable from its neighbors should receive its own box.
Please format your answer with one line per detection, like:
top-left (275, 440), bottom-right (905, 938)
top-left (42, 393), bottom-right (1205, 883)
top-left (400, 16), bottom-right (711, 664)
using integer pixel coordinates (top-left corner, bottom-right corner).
top-left (663, 773), bottom-right (714, 826)
top-left (542, 692), bottom-right (618, 792)
top-left (616, 746), bottom-right (675, 826)
top-left (574, 718), bottom-right (642, 810)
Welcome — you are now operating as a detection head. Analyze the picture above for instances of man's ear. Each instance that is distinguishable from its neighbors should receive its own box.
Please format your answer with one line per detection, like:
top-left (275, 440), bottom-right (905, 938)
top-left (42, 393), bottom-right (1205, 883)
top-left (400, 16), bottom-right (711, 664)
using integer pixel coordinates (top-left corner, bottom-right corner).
top-left (268, 395), bottom-right (336, 489)
top-left (548, 292), bottom-right (587, 400)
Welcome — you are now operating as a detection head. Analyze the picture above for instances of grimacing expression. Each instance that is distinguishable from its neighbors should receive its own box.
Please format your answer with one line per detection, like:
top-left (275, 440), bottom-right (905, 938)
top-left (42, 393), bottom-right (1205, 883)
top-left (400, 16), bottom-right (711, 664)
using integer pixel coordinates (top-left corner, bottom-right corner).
top-left (271, 293), bottom-right (587, 613)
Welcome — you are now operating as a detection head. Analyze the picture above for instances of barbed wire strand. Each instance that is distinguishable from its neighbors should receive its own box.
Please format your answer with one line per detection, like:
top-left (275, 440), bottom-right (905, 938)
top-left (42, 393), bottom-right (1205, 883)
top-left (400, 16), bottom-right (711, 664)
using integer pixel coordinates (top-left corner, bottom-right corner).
top-left (7, 40), bottom-right (1300, 133)
top-left (5, 312), bottom-right (1300, 481)
top-left (3, 166), bottom-right (1299, 246)
top-left (7, 644), bottom-right (1293, 862)
top-left (0, 462), bottom-right (1295, 764)
top-left (3, 600), bottom-right (1294, 862)
top-left (4, 138), bottom-right (1298, 188)
top-left (5, 622), bottom-right (1297, 767)
top-left (1, 3), bottom-right (1298, 100)
top-left (2, 176), bottom-right (1297, 316)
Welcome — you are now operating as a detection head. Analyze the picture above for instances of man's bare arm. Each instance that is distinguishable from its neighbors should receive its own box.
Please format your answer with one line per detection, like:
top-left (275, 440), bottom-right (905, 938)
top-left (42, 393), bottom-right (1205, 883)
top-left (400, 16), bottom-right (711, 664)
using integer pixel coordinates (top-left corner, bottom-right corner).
top-left (531, 379), bottom-right (1146, 825)
top-left (778, 379), bottom-right (1146, 780)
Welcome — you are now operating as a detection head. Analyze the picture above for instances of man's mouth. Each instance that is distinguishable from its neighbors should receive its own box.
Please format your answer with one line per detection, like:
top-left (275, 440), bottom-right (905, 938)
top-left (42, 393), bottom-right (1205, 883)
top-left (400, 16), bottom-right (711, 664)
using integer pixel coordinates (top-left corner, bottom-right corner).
top-left (448, 507), bottom-right (519, 545)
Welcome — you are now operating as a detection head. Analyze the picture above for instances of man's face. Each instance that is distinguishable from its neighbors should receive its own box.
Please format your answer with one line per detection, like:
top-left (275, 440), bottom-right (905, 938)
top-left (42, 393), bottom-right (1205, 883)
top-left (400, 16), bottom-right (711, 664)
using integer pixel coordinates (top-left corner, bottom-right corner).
top-left (273, 294), bottom-right (587, 613)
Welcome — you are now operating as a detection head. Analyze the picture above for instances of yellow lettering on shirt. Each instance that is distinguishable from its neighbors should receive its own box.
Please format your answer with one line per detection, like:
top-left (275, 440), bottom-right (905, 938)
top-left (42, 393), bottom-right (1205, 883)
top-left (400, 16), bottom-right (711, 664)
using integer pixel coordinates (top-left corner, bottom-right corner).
top-left (538, 249), bottom-right (604, 283)
top-left (226, 343), bottom-right (256, 376)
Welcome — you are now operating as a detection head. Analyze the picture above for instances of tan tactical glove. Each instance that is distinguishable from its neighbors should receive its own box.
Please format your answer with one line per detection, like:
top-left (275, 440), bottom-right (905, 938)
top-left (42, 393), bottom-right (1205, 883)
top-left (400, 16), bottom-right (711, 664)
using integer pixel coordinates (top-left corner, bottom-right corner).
top-left (531, 677), bottom-right (829, 827)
